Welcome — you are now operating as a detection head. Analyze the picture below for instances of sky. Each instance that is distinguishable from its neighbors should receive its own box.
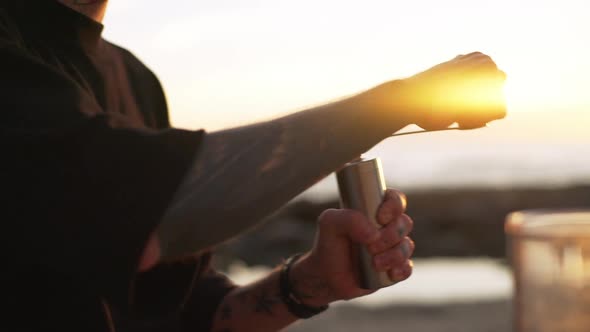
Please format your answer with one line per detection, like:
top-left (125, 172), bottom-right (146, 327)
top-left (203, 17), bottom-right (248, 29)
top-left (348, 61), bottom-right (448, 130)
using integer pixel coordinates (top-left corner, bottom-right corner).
top-left (102, 0), bottom-right (590, 132)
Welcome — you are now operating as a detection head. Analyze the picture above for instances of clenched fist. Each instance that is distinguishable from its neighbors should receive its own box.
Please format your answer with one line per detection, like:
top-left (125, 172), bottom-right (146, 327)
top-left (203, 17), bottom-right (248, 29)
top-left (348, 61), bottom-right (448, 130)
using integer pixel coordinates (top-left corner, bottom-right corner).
top-left (359, 51), bottom-right (507, 131)
top-left (289, 189), bottom-right (414, 307)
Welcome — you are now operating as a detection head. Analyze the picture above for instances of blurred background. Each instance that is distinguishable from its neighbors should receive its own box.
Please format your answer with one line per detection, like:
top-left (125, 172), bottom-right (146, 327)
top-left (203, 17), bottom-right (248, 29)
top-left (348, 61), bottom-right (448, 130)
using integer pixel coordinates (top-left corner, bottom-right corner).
top-left (104, 1), bottom-right (589, 331)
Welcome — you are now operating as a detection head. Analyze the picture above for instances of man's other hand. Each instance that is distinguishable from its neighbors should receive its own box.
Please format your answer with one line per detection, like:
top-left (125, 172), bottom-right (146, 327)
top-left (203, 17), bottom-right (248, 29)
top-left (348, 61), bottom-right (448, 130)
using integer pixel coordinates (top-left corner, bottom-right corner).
top-left (360, 51), bottom-right (507, 131)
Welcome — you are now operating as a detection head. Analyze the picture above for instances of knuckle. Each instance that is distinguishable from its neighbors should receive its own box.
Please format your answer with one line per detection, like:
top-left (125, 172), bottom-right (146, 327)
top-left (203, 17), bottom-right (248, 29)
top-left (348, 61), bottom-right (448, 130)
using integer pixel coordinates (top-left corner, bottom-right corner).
top-left (377, 189), bottom-right (408, 225)
top-left (376, 203), bottom-right (394, 224)
top-left (392, 189), bottom-right (407, 211)
top-left (403, 214), bottom-right (414, 233)
top-left (388, 259), bottom-right (413, 282)
top-left (379, 228), bottom-right (396, 249)
top-left (403, 264), bottom-right (413, 279)
top-left (400, 238), bottom-right (411, 257)
top-left (318, 209), bottom-right (339, 227)
top-left (386, 222), bottom-right (400, 241)
top-left (372, 221), bottom-right (404, 254)
top-left (391, 247), bottom-right (405, 263)
top-left (398, 239), bottom-right (414, 260)
top-left (395, 214), bottom-right (412, 237)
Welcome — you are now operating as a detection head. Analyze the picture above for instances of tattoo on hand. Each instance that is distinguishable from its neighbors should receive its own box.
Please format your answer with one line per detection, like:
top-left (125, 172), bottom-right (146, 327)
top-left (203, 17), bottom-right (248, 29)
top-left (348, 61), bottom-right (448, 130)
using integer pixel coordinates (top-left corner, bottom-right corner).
top-left (254, 291), bottom-right (280, 316)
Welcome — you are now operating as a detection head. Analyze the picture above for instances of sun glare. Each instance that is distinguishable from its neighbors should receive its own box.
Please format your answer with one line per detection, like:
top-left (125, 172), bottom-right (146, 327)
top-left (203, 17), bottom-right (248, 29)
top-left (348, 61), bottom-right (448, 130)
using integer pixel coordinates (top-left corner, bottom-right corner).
top-left (104, 0), bottom-right (589, 129)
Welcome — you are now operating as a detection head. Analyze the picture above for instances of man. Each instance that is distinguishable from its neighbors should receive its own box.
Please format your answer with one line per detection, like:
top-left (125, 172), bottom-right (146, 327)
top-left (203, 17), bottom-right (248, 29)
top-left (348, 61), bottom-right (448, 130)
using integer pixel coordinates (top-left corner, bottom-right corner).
top-left (0, 0), bottom-right (506, 331)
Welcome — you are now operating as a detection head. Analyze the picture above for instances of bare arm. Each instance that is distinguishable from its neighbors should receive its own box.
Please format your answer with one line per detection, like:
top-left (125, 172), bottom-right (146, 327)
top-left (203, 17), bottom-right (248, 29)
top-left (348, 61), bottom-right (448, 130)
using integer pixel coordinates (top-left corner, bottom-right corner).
top-left (156, 88), bottom-right (409, 259)
top-left (153, 51), bottom-right (506, 260)
top-left (209, 267), bottom-right (298, 332)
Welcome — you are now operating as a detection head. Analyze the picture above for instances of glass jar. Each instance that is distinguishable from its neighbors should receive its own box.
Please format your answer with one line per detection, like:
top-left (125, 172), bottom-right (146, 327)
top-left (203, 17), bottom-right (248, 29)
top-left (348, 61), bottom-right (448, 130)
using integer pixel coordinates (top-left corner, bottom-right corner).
top-left (506, 209), bottom-right (590, 332)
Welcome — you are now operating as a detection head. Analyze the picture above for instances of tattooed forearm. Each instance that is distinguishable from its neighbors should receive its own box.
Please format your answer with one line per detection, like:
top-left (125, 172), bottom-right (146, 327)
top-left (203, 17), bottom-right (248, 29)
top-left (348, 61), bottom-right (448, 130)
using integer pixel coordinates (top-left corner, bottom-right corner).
top-left (210, 269), bottom-right (305, 331)
top-left (254, 291), bottom-right (281, 316)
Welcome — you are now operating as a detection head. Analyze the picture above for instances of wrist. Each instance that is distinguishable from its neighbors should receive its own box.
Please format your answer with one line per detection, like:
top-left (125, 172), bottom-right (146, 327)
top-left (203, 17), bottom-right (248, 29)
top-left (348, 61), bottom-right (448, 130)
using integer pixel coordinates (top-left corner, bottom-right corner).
top-left (288, 253), bottom-right (334, 307)
top-left (353, 79), bottom-right (415, 133)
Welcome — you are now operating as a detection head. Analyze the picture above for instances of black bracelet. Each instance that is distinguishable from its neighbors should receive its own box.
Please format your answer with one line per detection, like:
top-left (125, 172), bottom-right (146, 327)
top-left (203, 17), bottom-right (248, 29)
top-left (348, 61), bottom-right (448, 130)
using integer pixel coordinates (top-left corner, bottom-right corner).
top-left (279, 253), bottom-right (329, 319)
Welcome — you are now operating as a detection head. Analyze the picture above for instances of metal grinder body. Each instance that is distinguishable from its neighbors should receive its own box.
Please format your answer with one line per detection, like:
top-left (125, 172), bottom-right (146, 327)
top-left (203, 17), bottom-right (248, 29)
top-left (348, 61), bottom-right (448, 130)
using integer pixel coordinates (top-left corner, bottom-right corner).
top-left (336, 157), bottom-right (396, 290)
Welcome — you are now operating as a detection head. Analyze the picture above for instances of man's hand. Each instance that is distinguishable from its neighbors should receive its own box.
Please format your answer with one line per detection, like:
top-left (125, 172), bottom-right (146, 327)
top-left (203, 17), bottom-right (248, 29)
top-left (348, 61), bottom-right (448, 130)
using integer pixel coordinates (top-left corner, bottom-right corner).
top-left (360, 51), bottom-right (507, 131)
top-left (290, 189), bottom-right (414, 306)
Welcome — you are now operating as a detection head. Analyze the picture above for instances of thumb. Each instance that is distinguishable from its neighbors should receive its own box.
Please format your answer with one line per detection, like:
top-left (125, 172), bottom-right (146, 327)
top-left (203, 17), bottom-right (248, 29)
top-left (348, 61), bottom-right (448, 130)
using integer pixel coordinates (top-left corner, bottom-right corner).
top-left (318, 209), bottom-right (380, 245)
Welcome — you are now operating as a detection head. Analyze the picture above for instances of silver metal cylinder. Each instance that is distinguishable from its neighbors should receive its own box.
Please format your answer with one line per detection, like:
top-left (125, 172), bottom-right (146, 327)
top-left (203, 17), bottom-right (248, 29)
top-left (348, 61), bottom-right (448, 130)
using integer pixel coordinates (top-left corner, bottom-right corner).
top-left (336, 157), bottom-right (395, 290)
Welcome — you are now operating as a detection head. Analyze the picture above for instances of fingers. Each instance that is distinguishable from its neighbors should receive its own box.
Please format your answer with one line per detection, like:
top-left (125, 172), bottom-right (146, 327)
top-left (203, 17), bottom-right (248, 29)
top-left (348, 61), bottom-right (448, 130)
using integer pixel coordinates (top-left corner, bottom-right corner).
top-left (317, 207), bottom-right (415, 286)
top-left (319, 188), bottom-right (410, 245)
top-left (367, 214), bottom-right (413, 254)
top-left (452, 52), bottom-right (507, 127)
top-left (372, 237), bottom-right (415, 272)
top-left (458, 105), bottom-right (506, 129)
top-left (376, 189), bottom-right (407, 226)
top-left (455, 52), bottom-right (504, 80)
top-left (318, 209), bottom-right (380, 245)
top-left (388, 259), bottom-right (414, 283)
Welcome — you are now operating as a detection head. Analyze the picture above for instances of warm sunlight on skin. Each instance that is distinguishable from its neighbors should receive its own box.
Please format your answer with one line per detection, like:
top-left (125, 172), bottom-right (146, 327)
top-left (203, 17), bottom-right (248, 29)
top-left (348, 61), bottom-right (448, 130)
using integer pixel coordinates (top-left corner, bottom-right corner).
top-left (395, 58), bottom-right (507, 130)
top-left (424, 75), bottom-right (506, 122)
top-left (103, 0), bottom-right (589, 132)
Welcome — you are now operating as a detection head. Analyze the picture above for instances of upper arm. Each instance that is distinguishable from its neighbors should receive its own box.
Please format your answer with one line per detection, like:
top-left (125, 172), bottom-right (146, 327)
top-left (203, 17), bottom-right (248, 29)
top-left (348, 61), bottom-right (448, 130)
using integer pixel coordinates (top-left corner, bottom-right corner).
top-left (0, 43), bottom-right (204, 301)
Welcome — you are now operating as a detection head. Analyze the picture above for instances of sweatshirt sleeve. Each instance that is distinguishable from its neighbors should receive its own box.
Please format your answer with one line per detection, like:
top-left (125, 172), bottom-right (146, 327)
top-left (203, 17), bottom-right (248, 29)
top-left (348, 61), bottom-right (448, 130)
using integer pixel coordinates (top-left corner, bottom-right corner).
top-left (128, 253), bottom-right (237, 332)
top-left (0, 41), bottom-right (204, 303)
